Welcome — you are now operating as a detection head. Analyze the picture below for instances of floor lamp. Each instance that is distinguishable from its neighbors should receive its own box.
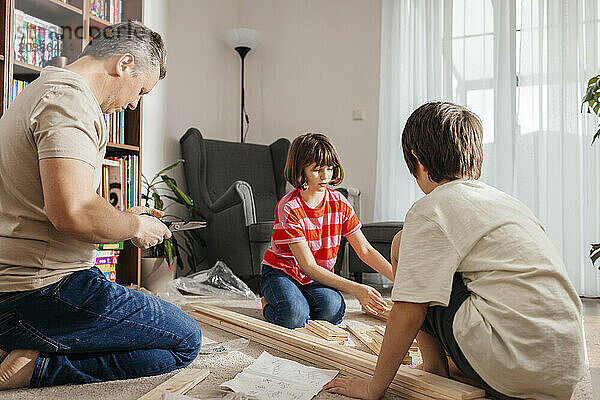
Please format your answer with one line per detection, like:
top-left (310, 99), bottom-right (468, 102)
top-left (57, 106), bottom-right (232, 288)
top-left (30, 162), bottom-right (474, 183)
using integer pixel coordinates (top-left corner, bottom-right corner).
top-left (224, 28), bottom-right (262, 143)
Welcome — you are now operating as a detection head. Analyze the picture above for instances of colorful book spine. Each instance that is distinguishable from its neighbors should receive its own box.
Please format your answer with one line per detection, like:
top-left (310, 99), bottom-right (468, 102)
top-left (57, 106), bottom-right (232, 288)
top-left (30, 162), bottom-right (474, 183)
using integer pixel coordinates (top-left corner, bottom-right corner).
top-left (96, 256), bottom-right (118, 264)
top-left (97, 249), bottom-right (121, 257)
top-left (16, 10), bottom-right (64, 68)
top-left (98, 242), bottom-right (124, 250)
top-left (13, 10), bottom-right (25, 62)
top-left (35, 25), bottom-right (44, 67)
top-left (11, 79), bottom-right (29, 101)
top-left (119, 110), bottom-right (125, 143)
top-left (95, 249), bottom-right (119, 282)
top-left (26, 22), bottom-right (35, 65)
top-left (96, 263), bottom-right (116, 282)
top-left (99, 155), bottom-right (139, 210)
top-left (44, 27), bottom-right (53, 66)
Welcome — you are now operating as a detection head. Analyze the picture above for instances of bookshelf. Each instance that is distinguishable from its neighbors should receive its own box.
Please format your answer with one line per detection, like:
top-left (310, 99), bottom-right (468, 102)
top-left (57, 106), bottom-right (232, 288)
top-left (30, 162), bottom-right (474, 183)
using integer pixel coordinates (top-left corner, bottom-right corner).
top-left (0, 0), bottom-right (145, 287)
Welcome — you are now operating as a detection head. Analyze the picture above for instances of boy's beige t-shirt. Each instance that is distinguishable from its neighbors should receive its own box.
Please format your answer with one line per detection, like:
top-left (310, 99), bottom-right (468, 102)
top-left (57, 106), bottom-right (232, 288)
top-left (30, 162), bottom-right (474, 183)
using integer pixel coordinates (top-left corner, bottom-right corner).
top-left (391, 180), bottom-right (585, 400)
top-left (0, 66), bottom-right (107, 291)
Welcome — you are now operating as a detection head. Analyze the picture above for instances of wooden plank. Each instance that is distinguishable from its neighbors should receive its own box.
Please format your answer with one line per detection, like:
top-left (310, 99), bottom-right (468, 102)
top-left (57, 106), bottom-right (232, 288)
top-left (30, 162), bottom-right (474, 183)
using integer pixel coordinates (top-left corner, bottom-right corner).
top-left (374, 325), bottom-right (386, 336)
top-left (366, 329), bottom-right (384, 345)
top-left (313, 320), bottom-right (349, 338)
top-left (347, 323), bottom-right (381, 355)
top-left (197, 313), bottom-right (458, 400)
top-left (195, 312), bottom-right (441, 400)
top-left (295, 327), bottom-right (347, 345)
top-left (137, 368), bottom-right (210, 400)
top-left (187, 304), bottom-right (485, 400)
top-left (188, 304), bottom-right (484, 399)
top-left (305, 321), bottom-right (336, 340)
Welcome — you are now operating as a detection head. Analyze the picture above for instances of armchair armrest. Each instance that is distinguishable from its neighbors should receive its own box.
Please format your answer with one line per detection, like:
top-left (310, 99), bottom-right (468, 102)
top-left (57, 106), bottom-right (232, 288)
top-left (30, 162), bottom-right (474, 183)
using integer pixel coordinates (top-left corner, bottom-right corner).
top-left (338, 186), bottom-right (361, 219)
top-left (209, 180), bottom-right (257, 226)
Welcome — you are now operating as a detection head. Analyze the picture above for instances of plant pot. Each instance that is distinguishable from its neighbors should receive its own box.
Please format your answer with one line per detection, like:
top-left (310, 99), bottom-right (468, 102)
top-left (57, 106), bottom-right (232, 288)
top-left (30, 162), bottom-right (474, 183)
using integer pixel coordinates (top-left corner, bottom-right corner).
top-left (141, 257), bottom-right (176, 293)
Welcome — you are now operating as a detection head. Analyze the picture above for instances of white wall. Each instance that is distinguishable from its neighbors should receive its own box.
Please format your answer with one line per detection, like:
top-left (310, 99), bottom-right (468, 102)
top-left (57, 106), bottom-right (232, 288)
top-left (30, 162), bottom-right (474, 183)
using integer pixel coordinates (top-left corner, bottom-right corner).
top-left (143, 0), bottom-right (382, 222)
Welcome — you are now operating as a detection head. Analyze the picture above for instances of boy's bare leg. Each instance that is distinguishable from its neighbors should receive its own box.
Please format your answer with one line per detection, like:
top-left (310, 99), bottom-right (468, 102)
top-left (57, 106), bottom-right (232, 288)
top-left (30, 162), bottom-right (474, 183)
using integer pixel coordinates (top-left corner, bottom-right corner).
top-left (0, 349), bottom-right (39, 390)
top-left (415, 330), bottom-right (449, 377)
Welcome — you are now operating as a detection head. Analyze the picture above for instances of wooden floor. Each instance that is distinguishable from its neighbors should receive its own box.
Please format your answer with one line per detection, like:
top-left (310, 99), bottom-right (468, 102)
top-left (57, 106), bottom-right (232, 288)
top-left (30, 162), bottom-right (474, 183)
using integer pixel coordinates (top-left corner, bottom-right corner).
top-left (582, 298), bottom-right (600, 397)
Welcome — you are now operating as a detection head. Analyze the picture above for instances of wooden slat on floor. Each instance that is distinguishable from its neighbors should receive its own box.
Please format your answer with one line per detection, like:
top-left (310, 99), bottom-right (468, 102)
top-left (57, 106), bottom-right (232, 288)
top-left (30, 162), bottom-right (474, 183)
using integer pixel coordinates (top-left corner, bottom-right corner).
top-left (137, 368), bottom-right (210, 400)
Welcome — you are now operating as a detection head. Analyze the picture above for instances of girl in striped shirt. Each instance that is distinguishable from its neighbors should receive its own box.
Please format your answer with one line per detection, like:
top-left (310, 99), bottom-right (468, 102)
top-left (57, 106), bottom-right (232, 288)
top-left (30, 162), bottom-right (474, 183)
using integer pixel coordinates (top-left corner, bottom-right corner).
top-left (261, 133), bottom-right (394, 329)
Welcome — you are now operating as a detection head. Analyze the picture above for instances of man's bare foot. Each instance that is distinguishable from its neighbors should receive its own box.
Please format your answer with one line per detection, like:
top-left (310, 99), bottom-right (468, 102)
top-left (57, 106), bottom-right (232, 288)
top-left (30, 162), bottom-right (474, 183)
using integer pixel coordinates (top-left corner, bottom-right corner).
top-left (0, 351), bottom-right (7, 363)
top-left (260, 296), bottom-right (268, 309)
top-left (0, 349), bottom-right (39, 390)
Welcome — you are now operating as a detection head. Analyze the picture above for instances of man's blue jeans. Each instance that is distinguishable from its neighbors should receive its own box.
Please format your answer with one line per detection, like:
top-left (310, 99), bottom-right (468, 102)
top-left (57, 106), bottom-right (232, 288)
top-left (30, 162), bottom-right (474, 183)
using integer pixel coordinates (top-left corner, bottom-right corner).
top-left (0, 267), bottom-right (202, 387)
top-left (261, 264), bottom-right (345, 329)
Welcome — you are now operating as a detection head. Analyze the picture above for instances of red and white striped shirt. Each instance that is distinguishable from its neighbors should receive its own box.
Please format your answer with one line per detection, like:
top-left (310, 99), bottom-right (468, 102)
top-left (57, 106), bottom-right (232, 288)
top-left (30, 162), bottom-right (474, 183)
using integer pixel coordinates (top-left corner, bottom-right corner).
top-left (262, 187), bottom-right (361, 284)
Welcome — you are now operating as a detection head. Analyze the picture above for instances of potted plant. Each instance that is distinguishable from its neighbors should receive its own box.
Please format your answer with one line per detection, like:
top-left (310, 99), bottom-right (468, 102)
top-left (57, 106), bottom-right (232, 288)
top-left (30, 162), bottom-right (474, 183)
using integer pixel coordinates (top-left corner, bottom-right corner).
top-left (582, 75), bottom-right (600, 268)
top-left (582, 74), bottom-right (600, 143)
top-left (140, 159), bottom-right (205, 291)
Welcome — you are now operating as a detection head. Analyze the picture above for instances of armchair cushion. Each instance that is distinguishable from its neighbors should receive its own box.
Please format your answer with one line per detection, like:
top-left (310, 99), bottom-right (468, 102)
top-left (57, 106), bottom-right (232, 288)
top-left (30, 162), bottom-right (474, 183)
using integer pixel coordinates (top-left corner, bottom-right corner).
top-left (360, 221), bottom-right (404, 243)
top-left (348, 221), bottom-right (403, 278)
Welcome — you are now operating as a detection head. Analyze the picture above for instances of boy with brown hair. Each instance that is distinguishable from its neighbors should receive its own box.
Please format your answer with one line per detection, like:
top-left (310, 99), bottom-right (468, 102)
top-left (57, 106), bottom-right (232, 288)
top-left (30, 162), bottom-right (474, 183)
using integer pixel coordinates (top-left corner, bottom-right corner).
top-left (324, 102), bottom-right (585, 399)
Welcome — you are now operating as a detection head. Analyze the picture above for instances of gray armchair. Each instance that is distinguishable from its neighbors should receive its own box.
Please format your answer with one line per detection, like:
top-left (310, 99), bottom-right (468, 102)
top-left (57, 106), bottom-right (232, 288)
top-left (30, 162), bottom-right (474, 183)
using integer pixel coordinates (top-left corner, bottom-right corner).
top-left (180, 128), bottom-right (290, 287)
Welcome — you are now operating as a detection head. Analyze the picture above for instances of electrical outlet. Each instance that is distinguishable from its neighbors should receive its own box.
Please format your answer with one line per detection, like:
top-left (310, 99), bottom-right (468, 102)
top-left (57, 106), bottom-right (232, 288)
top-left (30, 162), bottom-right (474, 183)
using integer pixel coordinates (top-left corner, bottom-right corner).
top-left (352, 109), bottom-right (364, 121)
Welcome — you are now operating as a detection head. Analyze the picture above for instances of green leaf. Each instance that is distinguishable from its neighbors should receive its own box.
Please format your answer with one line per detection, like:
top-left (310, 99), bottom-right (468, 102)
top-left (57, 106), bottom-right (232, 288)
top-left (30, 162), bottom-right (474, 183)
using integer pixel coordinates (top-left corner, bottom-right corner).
top-left (593, 126), bottom-right (600, 144)
top-left (161, 175), bottom-right (194, 208)
top-left (152, 192), bottom-right (164, 211)
top-left (164, 238), bottom-right (175, 267)
top-left (151, 159), bottom-right (184, 183)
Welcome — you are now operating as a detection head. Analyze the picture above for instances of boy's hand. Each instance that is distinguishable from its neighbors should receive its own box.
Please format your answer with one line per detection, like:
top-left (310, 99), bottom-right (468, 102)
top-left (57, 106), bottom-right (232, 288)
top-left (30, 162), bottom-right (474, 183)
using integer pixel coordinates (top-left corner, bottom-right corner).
top-left (323, 376), bottom-right (380, 399)
top-left (354, 284), bottom-right (389, 315)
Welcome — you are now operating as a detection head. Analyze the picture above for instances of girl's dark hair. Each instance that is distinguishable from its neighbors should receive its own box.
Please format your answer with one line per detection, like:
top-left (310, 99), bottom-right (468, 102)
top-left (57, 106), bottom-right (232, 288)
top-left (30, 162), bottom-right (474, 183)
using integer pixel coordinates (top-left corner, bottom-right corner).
top-left (284, 133), bottom-right (344, 189)
top-left (402, 102), bottom-right (483, 182)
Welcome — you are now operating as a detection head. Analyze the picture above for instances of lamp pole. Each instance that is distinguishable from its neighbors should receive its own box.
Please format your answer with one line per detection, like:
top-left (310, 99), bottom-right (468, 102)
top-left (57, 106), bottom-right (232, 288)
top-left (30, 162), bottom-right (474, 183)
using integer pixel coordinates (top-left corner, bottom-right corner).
top-left (235, 46), bottom-right (251, 143)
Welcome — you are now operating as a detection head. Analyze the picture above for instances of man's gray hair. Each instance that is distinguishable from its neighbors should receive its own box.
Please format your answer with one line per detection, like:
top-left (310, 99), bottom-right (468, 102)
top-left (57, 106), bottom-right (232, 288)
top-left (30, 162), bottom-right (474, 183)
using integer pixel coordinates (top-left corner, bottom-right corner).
top-left (79, 21), bottom-right (166, 79)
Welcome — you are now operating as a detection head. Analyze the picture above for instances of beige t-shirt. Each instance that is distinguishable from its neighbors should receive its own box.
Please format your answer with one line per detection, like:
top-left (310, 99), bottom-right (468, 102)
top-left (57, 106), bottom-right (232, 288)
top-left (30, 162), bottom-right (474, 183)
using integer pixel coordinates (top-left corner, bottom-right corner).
top-left (391, 180), bottom-right (585, 400)
top-left (0, 66), bottom-right (107, 291)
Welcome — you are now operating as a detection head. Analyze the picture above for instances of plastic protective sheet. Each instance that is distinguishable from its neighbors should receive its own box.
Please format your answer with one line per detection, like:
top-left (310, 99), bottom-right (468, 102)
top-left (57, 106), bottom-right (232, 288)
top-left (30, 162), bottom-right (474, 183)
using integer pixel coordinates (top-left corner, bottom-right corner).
top-left (158, 261), bottom-right (257, 303)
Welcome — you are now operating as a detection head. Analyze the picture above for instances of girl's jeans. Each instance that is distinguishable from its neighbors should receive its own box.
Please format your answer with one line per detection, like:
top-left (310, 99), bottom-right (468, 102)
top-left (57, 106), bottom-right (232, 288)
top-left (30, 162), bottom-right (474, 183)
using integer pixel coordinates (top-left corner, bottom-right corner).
top-left (0, 266), bottom-right (202, 387)
top-left (261, 264), bottom-right (346, 329)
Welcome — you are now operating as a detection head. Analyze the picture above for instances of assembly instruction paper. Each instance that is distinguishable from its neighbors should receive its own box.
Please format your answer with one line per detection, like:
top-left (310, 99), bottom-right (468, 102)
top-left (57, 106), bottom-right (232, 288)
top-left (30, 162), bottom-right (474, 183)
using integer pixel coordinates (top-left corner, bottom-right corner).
top-left (220, 351), bottom-right (339, 400)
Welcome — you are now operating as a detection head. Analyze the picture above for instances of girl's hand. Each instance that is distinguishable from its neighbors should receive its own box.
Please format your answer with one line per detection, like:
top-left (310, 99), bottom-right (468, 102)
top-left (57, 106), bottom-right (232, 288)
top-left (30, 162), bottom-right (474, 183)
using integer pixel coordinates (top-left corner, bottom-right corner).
top-left (354, 284), bottom-right (389, 314)
top-left (323, 376), bottom-right (380, 399)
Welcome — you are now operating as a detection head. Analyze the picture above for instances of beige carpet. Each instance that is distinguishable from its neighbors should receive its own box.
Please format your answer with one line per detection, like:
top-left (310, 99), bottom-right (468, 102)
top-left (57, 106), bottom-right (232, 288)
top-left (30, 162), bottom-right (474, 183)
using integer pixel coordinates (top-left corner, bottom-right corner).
top-left (0, 295), bottom-right (594, 400)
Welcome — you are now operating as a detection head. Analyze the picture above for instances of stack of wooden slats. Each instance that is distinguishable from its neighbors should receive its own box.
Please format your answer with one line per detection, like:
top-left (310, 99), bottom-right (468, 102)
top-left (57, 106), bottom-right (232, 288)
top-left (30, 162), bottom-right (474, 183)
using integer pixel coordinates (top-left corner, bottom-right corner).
top-left (304, 320), bottom-right (349, 344)
top-left (186, 303), bottom-right (487, 400)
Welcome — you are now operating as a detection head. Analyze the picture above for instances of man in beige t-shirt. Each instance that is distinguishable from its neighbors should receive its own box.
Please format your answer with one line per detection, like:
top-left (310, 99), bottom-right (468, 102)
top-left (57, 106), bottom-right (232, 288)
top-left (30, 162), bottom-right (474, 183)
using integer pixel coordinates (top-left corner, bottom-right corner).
top-left (325, 102), bottom-right (585, 400)
top-left (0, 22), bottom-right (202, 390)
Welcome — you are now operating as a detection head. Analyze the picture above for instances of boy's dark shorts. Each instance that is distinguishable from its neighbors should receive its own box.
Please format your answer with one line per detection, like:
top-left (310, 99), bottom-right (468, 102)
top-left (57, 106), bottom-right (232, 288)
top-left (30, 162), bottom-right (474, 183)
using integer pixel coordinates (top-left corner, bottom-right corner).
top-left (420, 273), bottom-right (494, 392)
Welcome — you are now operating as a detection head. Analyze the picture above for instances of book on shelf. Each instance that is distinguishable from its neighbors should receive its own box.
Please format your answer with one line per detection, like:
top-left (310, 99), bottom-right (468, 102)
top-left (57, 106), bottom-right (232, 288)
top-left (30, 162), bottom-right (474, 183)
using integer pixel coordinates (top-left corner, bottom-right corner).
top-left (98, 242), bottom-right (124, 251)
top-left (100, 155), bottom-right (139, 211)
top-left (14, 10), bottom-right (63, 69)
top-left (95, 248), bottom-right (120, 282)
top-left (90, 0), bottom-right (122, 24)
top-left (12, 79), bottom-right (29, 101)
top-left (103, 110), bottom-right (126, 144)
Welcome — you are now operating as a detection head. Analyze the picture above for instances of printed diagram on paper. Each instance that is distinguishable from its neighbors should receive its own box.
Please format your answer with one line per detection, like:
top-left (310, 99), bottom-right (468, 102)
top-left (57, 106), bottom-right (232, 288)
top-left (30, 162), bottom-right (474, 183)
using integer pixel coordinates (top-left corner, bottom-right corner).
top-left (220, 352), bottom-right (339, 400)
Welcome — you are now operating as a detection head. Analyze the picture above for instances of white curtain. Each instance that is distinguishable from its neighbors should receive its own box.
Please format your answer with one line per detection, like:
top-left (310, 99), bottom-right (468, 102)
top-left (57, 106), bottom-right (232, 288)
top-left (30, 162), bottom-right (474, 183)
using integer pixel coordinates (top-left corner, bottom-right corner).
top-left (375, 0), bottom-right (600, 296)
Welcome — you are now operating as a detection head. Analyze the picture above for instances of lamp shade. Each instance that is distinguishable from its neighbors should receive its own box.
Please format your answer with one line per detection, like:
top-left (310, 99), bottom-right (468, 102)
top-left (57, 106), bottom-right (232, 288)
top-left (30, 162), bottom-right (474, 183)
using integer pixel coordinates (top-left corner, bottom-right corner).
top-left (223, 28), bottom-right (262, 50)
